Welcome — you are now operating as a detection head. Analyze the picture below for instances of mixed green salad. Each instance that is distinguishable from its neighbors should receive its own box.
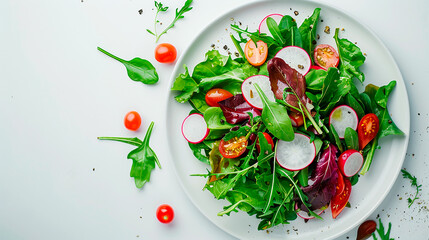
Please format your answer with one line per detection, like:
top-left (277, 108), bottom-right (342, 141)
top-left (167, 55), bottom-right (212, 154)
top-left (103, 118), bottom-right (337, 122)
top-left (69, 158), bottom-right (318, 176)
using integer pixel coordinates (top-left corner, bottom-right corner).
top-left (171, 8), bottom-right (403, 230)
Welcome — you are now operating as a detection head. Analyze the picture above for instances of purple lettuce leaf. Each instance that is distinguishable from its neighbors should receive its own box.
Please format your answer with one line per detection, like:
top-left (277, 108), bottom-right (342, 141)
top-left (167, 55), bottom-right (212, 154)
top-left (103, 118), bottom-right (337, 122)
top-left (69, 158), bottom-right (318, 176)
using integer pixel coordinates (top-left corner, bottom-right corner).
top-left (298, 144), bottom-right (339, 211)
top-left (218, 94), bottom-right (261, 124)
top-left (267, 57), bottom-right (312, 111)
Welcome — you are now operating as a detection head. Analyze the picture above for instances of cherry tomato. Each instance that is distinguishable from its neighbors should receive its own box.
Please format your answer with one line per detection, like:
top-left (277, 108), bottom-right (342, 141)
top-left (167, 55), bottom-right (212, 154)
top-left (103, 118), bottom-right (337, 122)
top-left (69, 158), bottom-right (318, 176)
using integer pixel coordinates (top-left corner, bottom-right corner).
top-left (331, 178), bottom-right (351, 219)
top-left (357, 113), bottom-right (380, 150)
top-left (289, 111), bottom-right (305, 127)
top-left (155, 43), bottom-right (177, 63)
top-left (156, 204), bottom-right (174, 224)
top-left (219, 136), bottom-right (248, 159)
top-left (205, 88), bottom-right (233, 107)
top-left (124, 111), bottom-right (141, 131)
top-left (314, 44), bottom-right (339, 70)
top-left (244, 39), bottom-right (268, 66)
top-left (256, 132), bottom-right (275, 153)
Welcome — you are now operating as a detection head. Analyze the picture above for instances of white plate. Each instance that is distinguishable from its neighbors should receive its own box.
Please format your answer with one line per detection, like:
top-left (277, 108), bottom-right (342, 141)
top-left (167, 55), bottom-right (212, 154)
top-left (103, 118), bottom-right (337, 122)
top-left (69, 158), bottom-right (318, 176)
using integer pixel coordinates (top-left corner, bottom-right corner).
top-left (165, 0), bottom-right (410, 239)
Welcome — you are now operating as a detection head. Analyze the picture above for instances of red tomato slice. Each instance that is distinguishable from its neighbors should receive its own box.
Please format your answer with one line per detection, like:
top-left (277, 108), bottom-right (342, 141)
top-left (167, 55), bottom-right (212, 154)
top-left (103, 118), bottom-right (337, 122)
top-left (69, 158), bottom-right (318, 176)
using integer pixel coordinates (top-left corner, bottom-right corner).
top-left (205, 88), bottom-right (233, 107)
top-left (331, 178), bottom-right (351, 219)
top-left (256, 132), bottom-right (274, 153)
top-left (358, 113), bottom-right (380, 149)
top-left (244, 40), bottom-right (268, 66)
top-left (155, 43), bottom-right (177, 63)
top-left (314, 44), bottom-right (339, 70)
top-left (335, 170), bottom-right (345, 195)
top-left (289, 111), bottom-right (305, 127)
top-left (219, 136), bottom-right (248, 158)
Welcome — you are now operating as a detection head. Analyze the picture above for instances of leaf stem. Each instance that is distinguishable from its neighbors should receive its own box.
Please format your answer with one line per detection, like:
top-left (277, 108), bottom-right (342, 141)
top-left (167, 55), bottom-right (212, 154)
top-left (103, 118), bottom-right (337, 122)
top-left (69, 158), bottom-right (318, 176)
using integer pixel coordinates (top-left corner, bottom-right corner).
top-left (97, 47), bottom-right (124, 63)
top-left (230, 34), bottom-right (245, 58)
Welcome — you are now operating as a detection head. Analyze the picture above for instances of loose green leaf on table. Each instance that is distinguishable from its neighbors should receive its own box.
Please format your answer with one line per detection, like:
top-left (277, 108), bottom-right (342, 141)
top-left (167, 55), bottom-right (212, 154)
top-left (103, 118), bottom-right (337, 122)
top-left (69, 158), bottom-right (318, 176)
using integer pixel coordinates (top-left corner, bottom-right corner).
top-left (401, 169), bottom-right (422, 208)
top-left (98, 121), bottom-right (160, 189)
top-left (372, 219), bottom-right (395, 240)
top-left (97, 47), bottom-right (158, 85)
top-left (147, 0), bottom-right (193, 43)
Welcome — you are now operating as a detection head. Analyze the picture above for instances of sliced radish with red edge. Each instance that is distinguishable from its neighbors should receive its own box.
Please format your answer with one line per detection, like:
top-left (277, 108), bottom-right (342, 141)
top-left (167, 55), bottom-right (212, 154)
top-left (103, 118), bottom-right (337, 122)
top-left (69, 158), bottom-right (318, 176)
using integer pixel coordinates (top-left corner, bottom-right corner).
top-left (295, 203), bottom-right (325, 220)
top-left (329, 105), bottom-right (359, 139)
top-left (338, 149), bottom-right (363, 177)
top-left (275, 46), bottom-right (311, 76)
top-left (181, 113), bottom-right (209, 144)
top-left (276, 133), bottom-right (316, 171)
top-left (258, 14), bottom-right (283, 35)
top-left (241, 75), bottom-right (275, 109)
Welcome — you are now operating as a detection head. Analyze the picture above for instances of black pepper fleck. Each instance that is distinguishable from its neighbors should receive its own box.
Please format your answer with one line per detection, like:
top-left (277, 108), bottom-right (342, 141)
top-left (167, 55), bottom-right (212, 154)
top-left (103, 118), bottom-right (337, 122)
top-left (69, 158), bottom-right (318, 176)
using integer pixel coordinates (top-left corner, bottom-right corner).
top-left (220, 119), bottom-right (225, 124)
top-left (211, 44), bottom-right (215, 48)
top-left (138, 9), bottom-right (143, 15)
top-left (93, 168), bottom-right (95, 171)
top-left (388, 120), bottom-right (392, 124)
top-left (234, 52), bottom-right (239, 57)
top-left (223, 45), bottom-right (228, 50)
top-left (294, 10), bottom-right (299, 16)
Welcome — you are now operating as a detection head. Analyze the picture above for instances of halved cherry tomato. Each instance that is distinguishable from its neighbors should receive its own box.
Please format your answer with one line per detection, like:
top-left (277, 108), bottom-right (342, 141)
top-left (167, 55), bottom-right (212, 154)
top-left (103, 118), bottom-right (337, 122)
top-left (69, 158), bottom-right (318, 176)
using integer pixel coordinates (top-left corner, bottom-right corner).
top-left (256, 132), bottom-right (274, 153)
top-left (358, 113), bottom-right (379, 150)
top-left (156, 204), bottom-right (174, 224)
top-left (205, 88), bottom-right (233, 107)
top-left (124, 111), bottom-right (141, 131)
top-left (331, 178), bottom-right (351, 219)
top-left (314, 44), bottom-right (339, 70)
top-left (219, 136), bottom-right (248, 158)
top-left (244, 40), bottom-right (268, 66)
top-left (289, 111), bottom-right (305, 127)
top-left (155, 43), bottom-right (177, 63)
top-left (335, 170), bottom-right (345, 195)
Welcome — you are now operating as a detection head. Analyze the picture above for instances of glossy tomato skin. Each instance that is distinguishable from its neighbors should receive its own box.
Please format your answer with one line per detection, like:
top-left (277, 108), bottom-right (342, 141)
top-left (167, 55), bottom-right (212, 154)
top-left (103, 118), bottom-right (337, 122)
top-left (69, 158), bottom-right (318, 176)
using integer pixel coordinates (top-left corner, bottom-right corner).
top-left (155, 43), bottom-right (177, 63)
top-left (244, 40), bottom-right (268, 66)
top-left (331, 178), bottom-right (351, 219)
top-left (219, 136), bottom-right (248, 158)
top-left (124, 111), bottom-right (141, 131)
top-left (256, 132), bottom-right (275, 153)
top-left (335, 170), bottom-right (345, 195)
top-left (205, 88), bottom-right (233, 107)
top-left (358, 113), bottom-right (380, 150)
top-left (289, 111), bottom-right (305, 127)
top-left (314, 44), bottom-right (339, 70)
top-left (156, 204), bottom-right (174, 224)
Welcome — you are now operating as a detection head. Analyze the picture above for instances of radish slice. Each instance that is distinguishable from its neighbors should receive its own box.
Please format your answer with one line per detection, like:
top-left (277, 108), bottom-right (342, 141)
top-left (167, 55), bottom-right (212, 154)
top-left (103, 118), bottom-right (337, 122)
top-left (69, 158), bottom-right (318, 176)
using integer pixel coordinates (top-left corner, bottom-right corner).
top-left (276, 133), bottom-right (316, 171)
top-left (295, 203), bottom-right (325, 220)
top-left (241, 75), bottom-right (275, 109)
top-left (329, 105), bottom-right (359, 139)
top-left (338, 149), bottom-right (364, 177)
top-left (258, 14), bottom-right (283, 35)
top-left (275, 46), bottom-right (311, 76)
top-left (181, 113), bottom-right (209, 144)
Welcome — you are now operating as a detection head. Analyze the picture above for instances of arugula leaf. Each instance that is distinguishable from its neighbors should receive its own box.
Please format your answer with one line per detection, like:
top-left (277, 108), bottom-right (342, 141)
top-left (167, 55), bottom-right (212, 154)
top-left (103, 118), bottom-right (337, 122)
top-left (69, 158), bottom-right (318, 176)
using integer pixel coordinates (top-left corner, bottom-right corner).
top-left (148, 0), bottom-right (193, 42)
top-left (223, 126), bottom-right (250, 141)
top-left (329, 124), bottom-right (344, 152)
top-left (298, 8), bottom-right (320, 60)
top-left (98, 122), bottom-right (160, 189)
top-left (401, 169), bottom-right (422, 207)
top-left (203, 107), bottom-right (234, 140)
top-left (372, 219), bottom-right (395, 240)
top-left (254, 83), bottom-right (294, 141)
top-left (97, 47), bottom-right (158, 85)
top-left (266, 17), bottom-right (285, 45)
top-left (360, 81), bottom-right (404, 175)
top-left (317, 67), bottom-right (341, 108)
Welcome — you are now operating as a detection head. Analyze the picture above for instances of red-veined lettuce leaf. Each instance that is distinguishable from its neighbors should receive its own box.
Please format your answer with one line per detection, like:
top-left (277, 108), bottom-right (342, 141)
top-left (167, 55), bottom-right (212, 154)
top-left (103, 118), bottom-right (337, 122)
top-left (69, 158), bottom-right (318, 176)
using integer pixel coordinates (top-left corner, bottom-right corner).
top-left (218, 94), bottom-right (261, 124)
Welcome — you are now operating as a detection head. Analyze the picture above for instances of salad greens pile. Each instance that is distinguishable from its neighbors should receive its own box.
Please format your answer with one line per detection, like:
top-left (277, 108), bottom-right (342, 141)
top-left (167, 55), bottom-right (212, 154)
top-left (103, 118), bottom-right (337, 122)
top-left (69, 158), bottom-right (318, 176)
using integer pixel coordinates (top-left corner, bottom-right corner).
top-left (171, 8), bottom-right (403, 230)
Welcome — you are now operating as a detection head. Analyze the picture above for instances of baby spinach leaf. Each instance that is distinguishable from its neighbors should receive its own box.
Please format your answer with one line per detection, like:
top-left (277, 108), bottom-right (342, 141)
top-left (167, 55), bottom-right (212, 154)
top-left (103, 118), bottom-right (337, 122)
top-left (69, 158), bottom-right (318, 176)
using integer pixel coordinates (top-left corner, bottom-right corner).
top-left (329, 124), bottom-right (344, 153)
top-left (318, 67), bottom-right (341, 108)
top-left (188, 141), bottom-right (211, 165)
top-left (97, 47), bottom-right (158, 85)
top-left (254, 83), bottom-right (294, 141)
top-left (98, 122), bottom-right (160, 189)
top-left (279, 15), bottom-right (303, 47)
top-left (305, 69), bottom-right (328, 91)
top-left (345, 93), bottom-right (365, 119)
top-left (344, 127), bottom-right (359, 151)
top-left (266, 17), bottom-right (285, 45)
top-left (298, 8), bottom-right (321, 60)
top-left (203, 107), bottom-right (234, 140)
top-left (334, 28), bottom-right (366, 83)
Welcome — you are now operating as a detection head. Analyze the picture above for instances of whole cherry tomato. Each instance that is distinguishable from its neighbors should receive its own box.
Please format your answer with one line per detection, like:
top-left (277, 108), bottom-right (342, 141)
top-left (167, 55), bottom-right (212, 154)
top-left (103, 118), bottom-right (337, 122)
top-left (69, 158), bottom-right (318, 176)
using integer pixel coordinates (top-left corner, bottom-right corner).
top-left (205, 88), bottom-right (233, 107)
top-left (155, 43), bottom-right (177, 63)
top-left (124, 111), bottom-right (141, 131)
top-left (156, 204), bottom-right (174, 224)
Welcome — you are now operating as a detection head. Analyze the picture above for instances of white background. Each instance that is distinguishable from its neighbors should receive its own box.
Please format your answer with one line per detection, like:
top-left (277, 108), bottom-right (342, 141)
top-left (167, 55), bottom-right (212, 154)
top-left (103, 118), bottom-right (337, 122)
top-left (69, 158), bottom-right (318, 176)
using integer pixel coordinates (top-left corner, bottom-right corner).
top-left (1, 0), bottom-right (428, 239)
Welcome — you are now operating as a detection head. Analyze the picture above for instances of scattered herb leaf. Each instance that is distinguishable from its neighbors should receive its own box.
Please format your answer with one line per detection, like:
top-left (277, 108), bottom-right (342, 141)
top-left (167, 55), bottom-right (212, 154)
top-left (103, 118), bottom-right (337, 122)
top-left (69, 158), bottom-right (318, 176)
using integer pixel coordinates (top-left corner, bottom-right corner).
top-left (401, 169), bottom-right (422, 207)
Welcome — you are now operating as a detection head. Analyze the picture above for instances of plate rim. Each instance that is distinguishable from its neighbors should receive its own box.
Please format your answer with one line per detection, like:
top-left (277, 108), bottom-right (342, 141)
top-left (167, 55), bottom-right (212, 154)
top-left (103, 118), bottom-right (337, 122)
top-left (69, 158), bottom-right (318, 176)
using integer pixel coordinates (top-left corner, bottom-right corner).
top-left (164, 0), bottom-right (410, 239)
